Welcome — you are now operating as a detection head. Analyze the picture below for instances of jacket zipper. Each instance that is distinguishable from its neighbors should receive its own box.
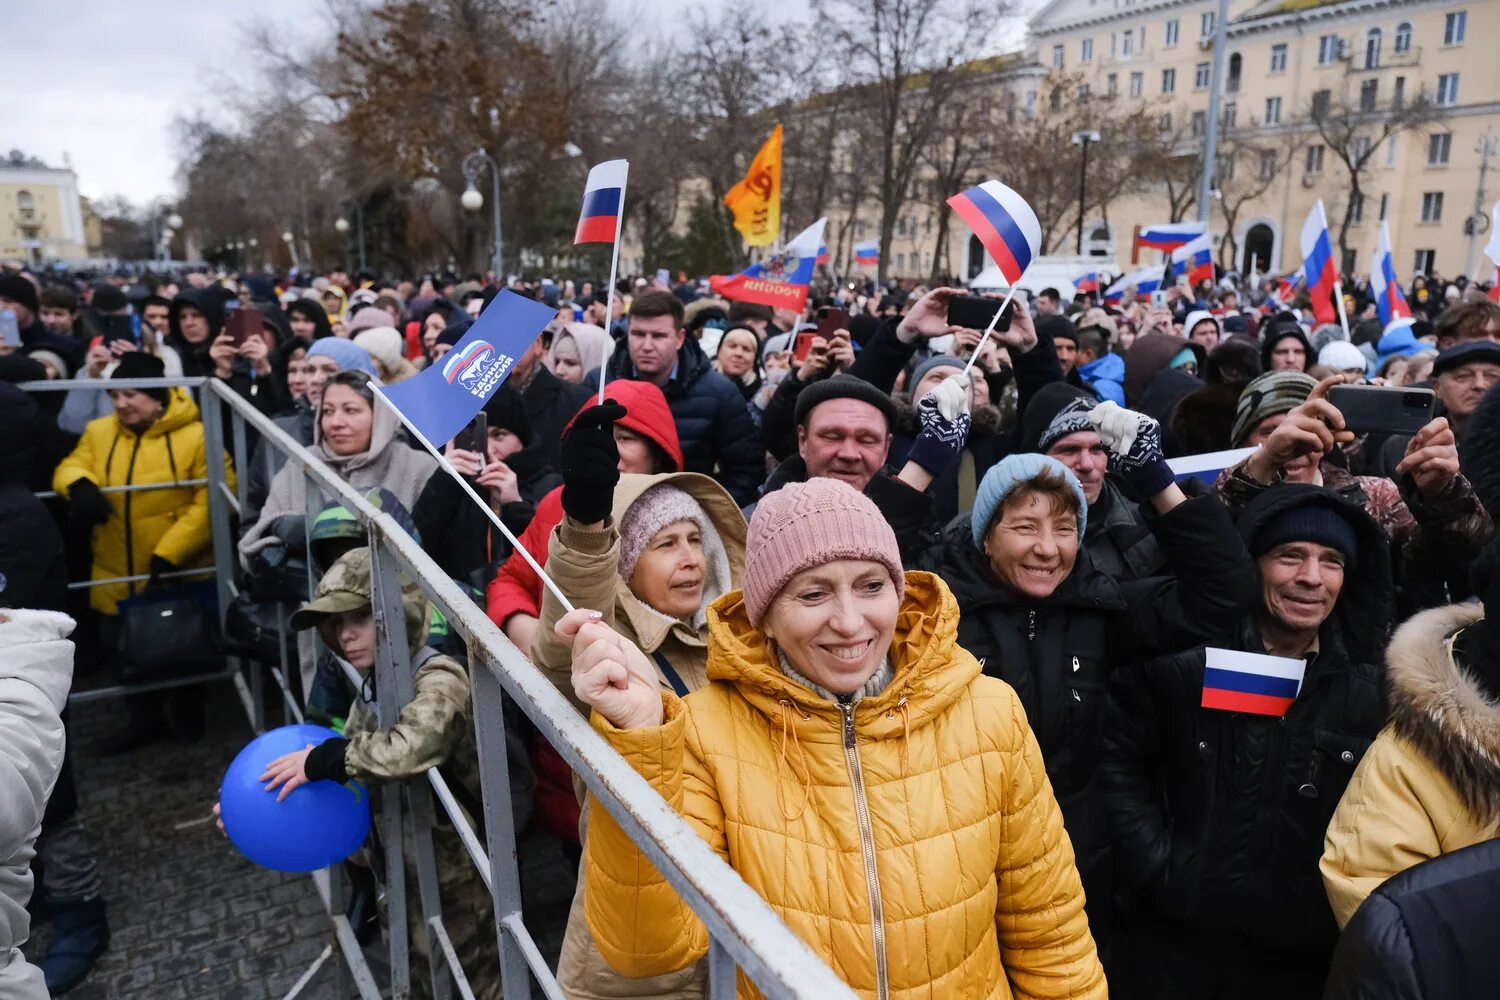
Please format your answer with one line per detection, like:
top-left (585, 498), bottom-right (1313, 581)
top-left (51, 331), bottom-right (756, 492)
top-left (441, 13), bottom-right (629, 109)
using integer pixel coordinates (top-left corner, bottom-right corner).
top-left (1027, 609), bottom-right (1037, 641)
top-left (122, 433), bottom-right (142, 596)
top-left (838, 701), bottom-right (889, 1000)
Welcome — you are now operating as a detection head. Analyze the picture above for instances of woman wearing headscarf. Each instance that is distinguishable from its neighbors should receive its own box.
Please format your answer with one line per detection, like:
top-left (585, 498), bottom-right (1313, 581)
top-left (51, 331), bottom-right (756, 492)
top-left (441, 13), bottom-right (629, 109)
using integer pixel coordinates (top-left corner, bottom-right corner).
top-left (285, 299), bottom-right (334, 344)
top-left (559, 477), bottom-right (1106, 998)
top-left (711, 326), bottom-right (763, 402)
top-left (546, 322), bottom-right (612, 385)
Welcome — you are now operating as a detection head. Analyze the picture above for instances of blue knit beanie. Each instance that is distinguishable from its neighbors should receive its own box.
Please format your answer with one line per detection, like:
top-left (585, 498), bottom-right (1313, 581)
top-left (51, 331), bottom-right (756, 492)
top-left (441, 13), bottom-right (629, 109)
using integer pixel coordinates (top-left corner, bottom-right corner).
top-left (307, 337), bottom-right (378, 378)
top-left (970, 453), bottom-right (1088, 547)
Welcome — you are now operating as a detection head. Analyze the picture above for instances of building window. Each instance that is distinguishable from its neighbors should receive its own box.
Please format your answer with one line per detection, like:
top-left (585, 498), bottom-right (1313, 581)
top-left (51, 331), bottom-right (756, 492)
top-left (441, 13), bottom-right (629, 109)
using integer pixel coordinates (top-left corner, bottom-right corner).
top-left (1161, 67), bottom-right (1176, 94)
top-left (1192, 110), bottom-right (1207, 137)
top-left (1227, 52), bottom-right (1242, 93)
top-left (1306, 144), bottom-right (1325, 174)
top-left (1365, 27), bottom-right (1382, 69)
top-left (1194, 62), bottom-right (1210, 88)
top-left (896, 216), bottom-right (907, 236)
top-left (1360, 78), bottom-right (1378, 112)
top-left (1110, 32), bottom-right (1117, 58)
top-left (1394, 22), bottom-right (1412, 54)
top-left (1428, 133), bottom-right (1452, 165)
top-left (896, 253), bottom-right (905, 273)
top-left (1107, 73), bottom-right (1118, 96)
top-left (1379, 193), bottom-right (1389, 220)
top-left (1420, 191), bottom-right (1444, 222)
top-left (1079, 82), bottom-right (1091, 97)
top-left (1140, 25), bottom-right (1148, 48)
top-left (1164, 18), bottom-right (1179, 47)
top-left (1130, 71), bottom-right (1143, 97)
top-left (15, 190), bottom-right (34, 215)
top-left (1385, 135), bottom-right (1398, 166)
top-left (1353, 135), bottom-right (1373, 163)
top-left (1159, 112), bottom-right (1173, 131)
top-left (1312, 89), bottom-right (1331, 119)
top-left (1052, 44), bottom-right (1065, 68)
top-left (1414, 249), bottom-right (1435, 273)
top-left (1318, 34), bottom-right (1340, 64)
top-left (1270, 43), bottom-right (1288, 72)
top-left (1265, 97), bottom-right (1282, 124)
top-left (1201, 11), bottom-right (1215, 37)
top-left (1223, 102), bottom-right (1237, 128)
top-left (1437, 73), bottom-right (1460, 106)
top-left (1050, 87), bottom-right (1063, 111)
top-left (1260, 150), bottom-right (1277, 179)
top-left (1122, 29), bottom-right (1134, 56)
top-left (1444, 11), bottom-right (1467, 45)
top-left (1350, 191), bottom-right (1365, 223)
top-left (1081, 37), bottom-right (1093, 62)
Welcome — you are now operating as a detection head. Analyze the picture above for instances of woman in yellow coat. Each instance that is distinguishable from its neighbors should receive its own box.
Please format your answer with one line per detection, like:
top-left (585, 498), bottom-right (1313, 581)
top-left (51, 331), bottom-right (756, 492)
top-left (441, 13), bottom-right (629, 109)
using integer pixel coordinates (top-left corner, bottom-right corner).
top-left (53, 353), bottom-right (225, 615)
top-left (556, 477), bottom-right (1104, 1000)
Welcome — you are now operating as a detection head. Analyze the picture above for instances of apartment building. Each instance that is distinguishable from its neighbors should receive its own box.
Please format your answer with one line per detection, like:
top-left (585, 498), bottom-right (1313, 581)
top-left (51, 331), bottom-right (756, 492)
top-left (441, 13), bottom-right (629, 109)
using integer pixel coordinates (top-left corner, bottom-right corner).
top-left (0, 163), bottom-right (90, 266)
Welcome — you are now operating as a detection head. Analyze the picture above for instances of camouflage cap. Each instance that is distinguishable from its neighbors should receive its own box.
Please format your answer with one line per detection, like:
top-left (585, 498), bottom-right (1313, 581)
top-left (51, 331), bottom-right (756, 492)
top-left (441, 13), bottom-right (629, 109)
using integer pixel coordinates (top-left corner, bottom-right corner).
top-left (289, 547), bottom-right (373, 632)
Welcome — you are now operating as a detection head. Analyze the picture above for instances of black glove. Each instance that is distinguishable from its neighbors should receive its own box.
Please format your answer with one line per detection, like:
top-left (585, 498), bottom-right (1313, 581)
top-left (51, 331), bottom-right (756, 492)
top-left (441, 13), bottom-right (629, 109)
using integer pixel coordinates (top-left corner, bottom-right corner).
top-left (146, 555), bottom-right (175, 590)
top-left (68, 479), bottom-right (110, 527)
top-left (560, 401), bottom-right (626, 525)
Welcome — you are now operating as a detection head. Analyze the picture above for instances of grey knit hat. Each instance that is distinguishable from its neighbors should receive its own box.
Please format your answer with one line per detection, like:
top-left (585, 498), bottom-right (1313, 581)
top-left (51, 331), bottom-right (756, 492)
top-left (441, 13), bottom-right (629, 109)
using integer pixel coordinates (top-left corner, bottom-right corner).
top-left (1231, 370), bottom-right (1317, 447)
top-left (618, 484), bottom-right (711, 583)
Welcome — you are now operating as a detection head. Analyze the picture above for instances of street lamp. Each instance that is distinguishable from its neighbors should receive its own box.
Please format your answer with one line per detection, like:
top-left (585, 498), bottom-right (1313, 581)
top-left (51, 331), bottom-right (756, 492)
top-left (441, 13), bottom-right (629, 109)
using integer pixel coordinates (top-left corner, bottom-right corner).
top-left (334, 217), bottom-right (350, 233)
top-left (462, 148), bottom-right (503, 277)
top-left (1071, 130), bottom-right (1101, 256)
top-left (166, 213), bottom-right (183, 231)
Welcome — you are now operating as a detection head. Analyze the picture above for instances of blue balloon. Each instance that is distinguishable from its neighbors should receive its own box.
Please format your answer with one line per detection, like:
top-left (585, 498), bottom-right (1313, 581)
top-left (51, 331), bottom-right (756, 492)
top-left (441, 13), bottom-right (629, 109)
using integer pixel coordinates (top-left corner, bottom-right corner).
top-left (220, 723), bottom-right (372, 873)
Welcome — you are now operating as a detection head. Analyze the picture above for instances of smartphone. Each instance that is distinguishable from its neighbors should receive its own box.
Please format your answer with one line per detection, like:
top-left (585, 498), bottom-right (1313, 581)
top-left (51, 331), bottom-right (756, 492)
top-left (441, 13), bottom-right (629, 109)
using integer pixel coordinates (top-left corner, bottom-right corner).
top-left (1150, 289), bottom-right (1171, 307)
top-left (0, 309), bottom-right (21, 347)
top-left (454, 412), bottom-right (487, 456)
top-left (99, 314), bottom-right (137, 348)
top-left (223, 305), bottom-right (263, 348)
top-left (793, 330), bottom-right (818, 364)
top-left (1326, 385), bottom-right (1437, 436)
top-left (816, 307), bottom-right (849, 340)
top-left (947, 294), bottom-right (1010, 331)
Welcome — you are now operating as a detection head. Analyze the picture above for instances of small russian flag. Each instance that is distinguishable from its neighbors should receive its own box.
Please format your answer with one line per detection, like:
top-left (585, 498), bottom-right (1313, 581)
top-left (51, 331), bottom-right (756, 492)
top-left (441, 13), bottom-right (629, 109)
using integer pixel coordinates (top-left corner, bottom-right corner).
top-left (816, 244), bottom-right (830, 265)
top-left (946, 180), bottom-right (1041, 286)
top-left (1200, 647), bottom-right (1306, 717)
top-left (854, 240), bottom-right (880, 266)
top-left (1300, 200), bottom-right (1339, 325)
top-left (1171, 233), bottom-right (1215, 287)
top-left (1074, 271), bottom-right (1099, 293)
top-left (1137, 221), bottom-right (1207, 253)
top-left (1370, 223), bottom-right (1412, 328)
top-left (574, 159), bottom-right (628, 245)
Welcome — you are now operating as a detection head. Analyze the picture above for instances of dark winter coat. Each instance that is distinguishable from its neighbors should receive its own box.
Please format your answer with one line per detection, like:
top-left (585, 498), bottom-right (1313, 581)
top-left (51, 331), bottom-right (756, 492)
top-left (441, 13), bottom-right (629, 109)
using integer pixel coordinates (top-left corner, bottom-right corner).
top-left (1084, 476), bottom-right (1165, 580)
top-left (887, 395), bottom-right (1009, 524)
top-left (927, 492), bottom-right (1255, 949)
top-left (589, 337), bottom-right (763, 505)
top-left (1323, 836), bottom-right (1500, 1000)
top-left (520, 364), bottom-right (592, 471)
top-left (1101, 485), bottom-right (1391, 1000)
top-left (0, 383), bottom-right (65, 612)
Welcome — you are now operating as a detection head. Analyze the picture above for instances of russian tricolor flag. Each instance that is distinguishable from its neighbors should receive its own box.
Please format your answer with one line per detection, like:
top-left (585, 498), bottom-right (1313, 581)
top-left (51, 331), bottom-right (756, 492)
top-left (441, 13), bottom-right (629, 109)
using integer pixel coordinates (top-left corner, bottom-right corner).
top-left (1137, 221), bottom-right (1206, 253)
top-left (946, 180), bottom-right (1041, 286)
top-left (1299, 200), bottom-right (1339, 326)
top-left (816, 244), bottom-right (830, 265)
top-left (1370, 223), bottom-right (1412, 328)
top-left (709, 218), bottom-right (827, 310)
top-left (853, 240), bottom-right (880, 266)
top-left (1074, 270), bottom-right (1100, 293)
top-left (1171, 233), bottom-right (1215, 287)
top-left (1484, 199), bottom-right (1500, 301)
top-left (1200, 647), bottom-right (1306, 717)
top-left (574, 159), bottom-right (628, 245)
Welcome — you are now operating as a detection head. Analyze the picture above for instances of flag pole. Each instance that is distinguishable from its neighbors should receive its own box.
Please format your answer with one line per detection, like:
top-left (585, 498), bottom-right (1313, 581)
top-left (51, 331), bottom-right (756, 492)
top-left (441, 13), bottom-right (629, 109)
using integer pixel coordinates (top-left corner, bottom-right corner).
top-left (598, 172), bottom-right (629, 406)
top-left (1331, 279), bottom-right (1352, 340)
top-left (961, 282), bottom-right (1023, 378)
top-left (367, 382), bottom-right (577, 616)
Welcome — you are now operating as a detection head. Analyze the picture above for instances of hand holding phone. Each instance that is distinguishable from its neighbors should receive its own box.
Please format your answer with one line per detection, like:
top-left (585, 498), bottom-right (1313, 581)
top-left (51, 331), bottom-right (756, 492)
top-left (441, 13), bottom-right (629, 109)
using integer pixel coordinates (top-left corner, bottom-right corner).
top-left (947, 294), bottom-right (1010, 332)
top-left (1326, 384), bottom-right (1436, 436)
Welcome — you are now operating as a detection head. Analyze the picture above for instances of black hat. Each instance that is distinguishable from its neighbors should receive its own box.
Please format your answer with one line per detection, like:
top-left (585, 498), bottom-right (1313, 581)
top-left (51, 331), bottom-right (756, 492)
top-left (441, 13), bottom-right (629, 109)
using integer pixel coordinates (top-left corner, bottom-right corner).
top-left (481, 385), bottom-right (532, 446)
top-left (1433, 340), bottom-right (1500, 378)
top-left (91, 283), bottom-right (129, 313)
top-left (0, 273), bottom-right (39, 315)
top-left (1019, 380), bottom-right (1095, 453)
top-left (793, 373), bottom-right (898, 429)
top-left (1250, 501), bottom-right (1359, 568)
top-left (111, 351), bottom-right (170, 407)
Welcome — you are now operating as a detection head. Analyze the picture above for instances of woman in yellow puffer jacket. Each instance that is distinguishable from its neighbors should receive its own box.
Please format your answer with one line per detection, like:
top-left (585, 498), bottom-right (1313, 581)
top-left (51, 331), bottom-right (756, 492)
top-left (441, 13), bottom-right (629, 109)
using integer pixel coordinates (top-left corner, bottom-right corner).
top-left (556, 477), bottom-right (1104, 1000)
top-left (52, 353), bottom-right (229, 615)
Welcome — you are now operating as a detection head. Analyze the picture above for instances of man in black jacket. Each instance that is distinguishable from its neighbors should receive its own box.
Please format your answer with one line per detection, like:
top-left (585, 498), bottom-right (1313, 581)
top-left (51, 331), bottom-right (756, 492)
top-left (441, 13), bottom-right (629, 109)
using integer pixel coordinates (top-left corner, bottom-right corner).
top-left (1102, 484), bottom-right (1391, 1000)
top-left (586, 289), bottom-right (763, 505)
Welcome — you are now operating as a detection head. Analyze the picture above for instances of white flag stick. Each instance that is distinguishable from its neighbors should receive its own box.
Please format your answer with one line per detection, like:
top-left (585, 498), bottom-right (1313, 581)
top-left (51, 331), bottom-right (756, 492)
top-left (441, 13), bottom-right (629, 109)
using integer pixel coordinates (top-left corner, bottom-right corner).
top-left (599, 171), bottom-right (629, 406)
top-left (1332, 279), bottom-right (1352, 341)
top-left (367, 382), bottom-right (576, 616)
top-left (961, 282), bottom-right (1023, 378)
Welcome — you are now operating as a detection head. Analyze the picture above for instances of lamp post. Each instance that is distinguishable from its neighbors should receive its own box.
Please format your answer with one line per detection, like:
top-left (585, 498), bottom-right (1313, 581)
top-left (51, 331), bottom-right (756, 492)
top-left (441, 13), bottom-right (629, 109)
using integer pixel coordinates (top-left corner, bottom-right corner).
top-left (462, 148), bottom-right (503, 278)
top-left (282, 230), bottom-right (299, 271)
top-left (336, 200), bottom-right (367, 272)
top-left (1071, 130), bottom-right (1101, 256)
top-left (1198, 0), bottom-right (1230, 222)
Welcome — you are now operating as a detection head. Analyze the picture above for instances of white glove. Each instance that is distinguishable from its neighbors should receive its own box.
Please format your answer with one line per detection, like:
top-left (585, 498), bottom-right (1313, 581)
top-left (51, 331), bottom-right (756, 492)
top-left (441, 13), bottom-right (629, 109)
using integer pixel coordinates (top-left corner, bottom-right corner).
top-left (921, 372), bottom-right (971, 421)
top-left (1088, 401), bottom-right (1139, 457)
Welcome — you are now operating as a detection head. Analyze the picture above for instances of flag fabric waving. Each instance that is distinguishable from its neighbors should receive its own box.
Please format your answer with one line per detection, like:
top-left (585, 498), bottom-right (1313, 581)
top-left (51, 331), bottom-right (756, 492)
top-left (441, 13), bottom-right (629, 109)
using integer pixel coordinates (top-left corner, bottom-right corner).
top-left (376, 290), bottom-right (557, 447)
top-left (1104, 265), bottom-right (1166, 305)
top-left (1170, 233), bottom-right (1215, 287)
top-left (1486, 199), bottom-right (1500, 302)
top-left (1137, 221), bottom-right (1207, 253)
top-left (815, 244), bottom-right (830, 265)
top-left (1200, 647), bottom-right (1306, 717)
top-left (946, 181), bottom-right (1041, 286)
top-left (1074, 270), bottom-right (1100, 293)
top-left (709, 218), bottom-right (827, 311)
top-left (574, 160), bottom-right (628, 244)
top-left (723, 125), bottom-right (782, 248)
top-left (1370, 222), bottom-right (1412, 328)
top-left (1299, 200), bottom-right (1339, 326)
top-left (853, 240), bottom-right (880, 267)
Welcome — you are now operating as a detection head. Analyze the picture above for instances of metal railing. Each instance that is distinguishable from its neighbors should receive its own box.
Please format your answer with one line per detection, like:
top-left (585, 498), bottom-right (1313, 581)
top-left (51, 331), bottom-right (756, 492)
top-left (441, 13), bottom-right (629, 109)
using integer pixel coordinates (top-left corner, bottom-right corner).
top-left (24, 373), bottom-right (856, 998)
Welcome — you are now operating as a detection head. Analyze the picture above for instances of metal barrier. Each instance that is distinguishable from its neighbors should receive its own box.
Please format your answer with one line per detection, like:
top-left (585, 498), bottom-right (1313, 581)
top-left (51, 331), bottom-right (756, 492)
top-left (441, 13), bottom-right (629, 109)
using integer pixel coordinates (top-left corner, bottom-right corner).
top-left (22, 374), bottom-right (856, 999)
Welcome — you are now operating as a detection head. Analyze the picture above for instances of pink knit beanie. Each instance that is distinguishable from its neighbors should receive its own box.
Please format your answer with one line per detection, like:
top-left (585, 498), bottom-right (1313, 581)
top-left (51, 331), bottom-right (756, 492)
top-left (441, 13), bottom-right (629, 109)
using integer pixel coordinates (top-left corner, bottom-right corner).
top-left (742, 478), bottom-right (904, 626)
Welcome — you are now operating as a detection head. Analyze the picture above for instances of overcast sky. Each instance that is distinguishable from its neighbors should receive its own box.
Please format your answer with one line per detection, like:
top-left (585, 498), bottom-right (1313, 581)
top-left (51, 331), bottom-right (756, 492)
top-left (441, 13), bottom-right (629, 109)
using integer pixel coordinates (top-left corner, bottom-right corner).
top-left (6, 0), bottom-right (1031, 208)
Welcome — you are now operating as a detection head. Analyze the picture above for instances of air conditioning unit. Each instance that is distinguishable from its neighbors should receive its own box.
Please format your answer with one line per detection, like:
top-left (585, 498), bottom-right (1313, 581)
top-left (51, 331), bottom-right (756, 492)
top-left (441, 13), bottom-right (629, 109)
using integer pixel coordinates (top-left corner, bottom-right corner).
top-left (1198, 36), bottom-right (1214, 50)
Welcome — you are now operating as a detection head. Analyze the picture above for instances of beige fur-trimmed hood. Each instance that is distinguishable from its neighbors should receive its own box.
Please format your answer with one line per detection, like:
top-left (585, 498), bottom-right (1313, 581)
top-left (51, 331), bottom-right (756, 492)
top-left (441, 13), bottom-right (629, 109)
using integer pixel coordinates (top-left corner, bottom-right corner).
top-left (1386, 602), bottom-right (1500, 827)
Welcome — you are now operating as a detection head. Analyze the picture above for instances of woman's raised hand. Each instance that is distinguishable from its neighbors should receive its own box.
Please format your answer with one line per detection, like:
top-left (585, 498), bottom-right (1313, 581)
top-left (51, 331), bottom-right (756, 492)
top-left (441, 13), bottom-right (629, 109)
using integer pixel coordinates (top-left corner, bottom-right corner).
top-left (556, 609), bottom-right (664, 729)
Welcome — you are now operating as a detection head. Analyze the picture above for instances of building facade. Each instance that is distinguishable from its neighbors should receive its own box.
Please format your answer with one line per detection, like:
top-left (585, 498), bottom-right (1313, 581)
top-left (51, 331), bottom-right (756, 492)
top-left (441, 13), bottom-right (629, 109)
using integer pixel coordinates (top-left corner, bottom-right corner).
top-left (0, 164), bottom-right (90, 266)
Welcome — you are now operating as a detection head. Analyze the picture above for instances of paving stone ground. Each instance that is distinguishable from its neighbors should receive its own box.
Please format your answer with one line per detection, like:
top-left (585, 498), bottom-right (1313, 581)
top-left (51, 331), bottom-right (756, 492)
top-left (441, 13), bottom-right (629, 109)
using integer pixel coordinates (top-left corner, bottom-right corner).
top-left (23, 678), bottom-right (576, 999)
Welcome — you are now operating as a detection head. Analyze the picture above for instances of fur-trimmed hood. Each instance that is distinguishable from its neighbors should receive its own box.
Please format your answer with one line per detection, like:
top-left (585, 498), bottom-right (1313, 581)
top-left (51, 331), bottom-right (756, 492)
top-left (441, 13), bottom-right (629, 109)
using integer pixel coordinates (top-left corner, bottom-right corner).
top-left (1386, 602), bottom-right (1500, 827)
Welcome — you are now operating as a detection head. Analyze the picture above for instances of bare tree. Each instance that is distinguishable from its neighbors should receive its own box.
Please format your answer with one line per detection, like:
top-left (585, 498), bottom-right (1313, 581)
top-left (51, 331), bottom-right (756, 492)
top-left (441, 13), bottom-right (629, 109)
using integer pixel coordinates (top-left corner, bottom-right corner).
top-left (1213, 129), bottom-right (1299, 268)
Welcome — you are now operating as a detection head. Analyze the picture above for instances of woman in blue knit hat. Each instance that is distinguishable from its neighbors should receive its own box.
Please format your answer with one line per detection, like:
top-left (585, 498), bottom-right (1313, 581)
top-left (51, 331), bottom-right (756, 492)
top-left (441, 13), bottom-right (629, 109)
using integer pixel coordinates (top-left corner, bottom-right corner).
top-left (927, 401), bottom-right (1254, 968)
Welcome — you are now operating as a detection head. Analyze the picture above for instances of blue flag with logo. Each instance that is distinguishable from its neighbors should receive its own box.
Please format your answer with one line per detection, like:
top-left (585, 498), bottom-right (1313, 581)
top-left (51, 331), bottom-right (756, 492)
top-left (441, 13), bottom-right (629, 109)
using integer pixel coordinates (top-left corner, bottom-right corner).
top-left (377, 290), bottom-right (556, 447)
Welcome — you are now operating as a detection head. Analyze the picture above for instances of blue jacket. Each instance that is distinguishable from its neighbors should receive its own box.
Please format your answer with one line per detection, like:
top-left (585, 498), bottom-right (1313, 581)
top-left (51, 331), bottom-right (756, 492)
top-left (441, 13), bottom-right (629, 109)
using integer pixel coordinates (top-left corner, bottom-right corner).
top-left (1079, 351), bottom-right (1126, 406)
top-left (588, 338), bottom-right (763, 505)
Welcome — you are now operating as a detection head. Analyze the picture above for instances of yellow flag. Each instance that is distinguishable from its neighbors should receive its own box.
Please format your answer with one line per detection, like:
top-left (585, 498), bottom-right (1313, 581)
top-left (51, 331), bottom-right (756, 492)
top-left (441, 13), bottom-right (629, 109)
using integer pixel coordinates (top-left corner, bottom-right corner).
top-left (724, 125), bottom-right (782, 247)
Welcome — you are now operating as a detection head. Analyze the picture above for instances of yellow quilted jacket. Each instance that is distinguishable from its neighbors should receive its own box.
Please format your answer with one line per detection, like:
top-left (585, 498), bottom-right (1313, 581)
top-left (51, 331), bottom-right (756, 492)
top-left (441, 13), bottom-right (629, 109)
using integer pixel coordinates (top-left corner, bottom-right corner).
top-left (584, 572), bottom-right (1105, 1000)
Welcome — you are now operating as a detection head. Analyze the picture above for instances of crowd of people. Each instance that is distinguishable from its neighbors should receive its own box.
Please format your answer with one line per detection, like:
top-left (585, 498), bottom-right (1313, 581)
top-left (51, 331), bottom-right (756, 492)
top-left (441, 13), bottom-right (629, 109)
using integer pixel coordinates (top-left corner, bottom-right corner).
top-left (3, 256), bottom-right (1500, 999)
